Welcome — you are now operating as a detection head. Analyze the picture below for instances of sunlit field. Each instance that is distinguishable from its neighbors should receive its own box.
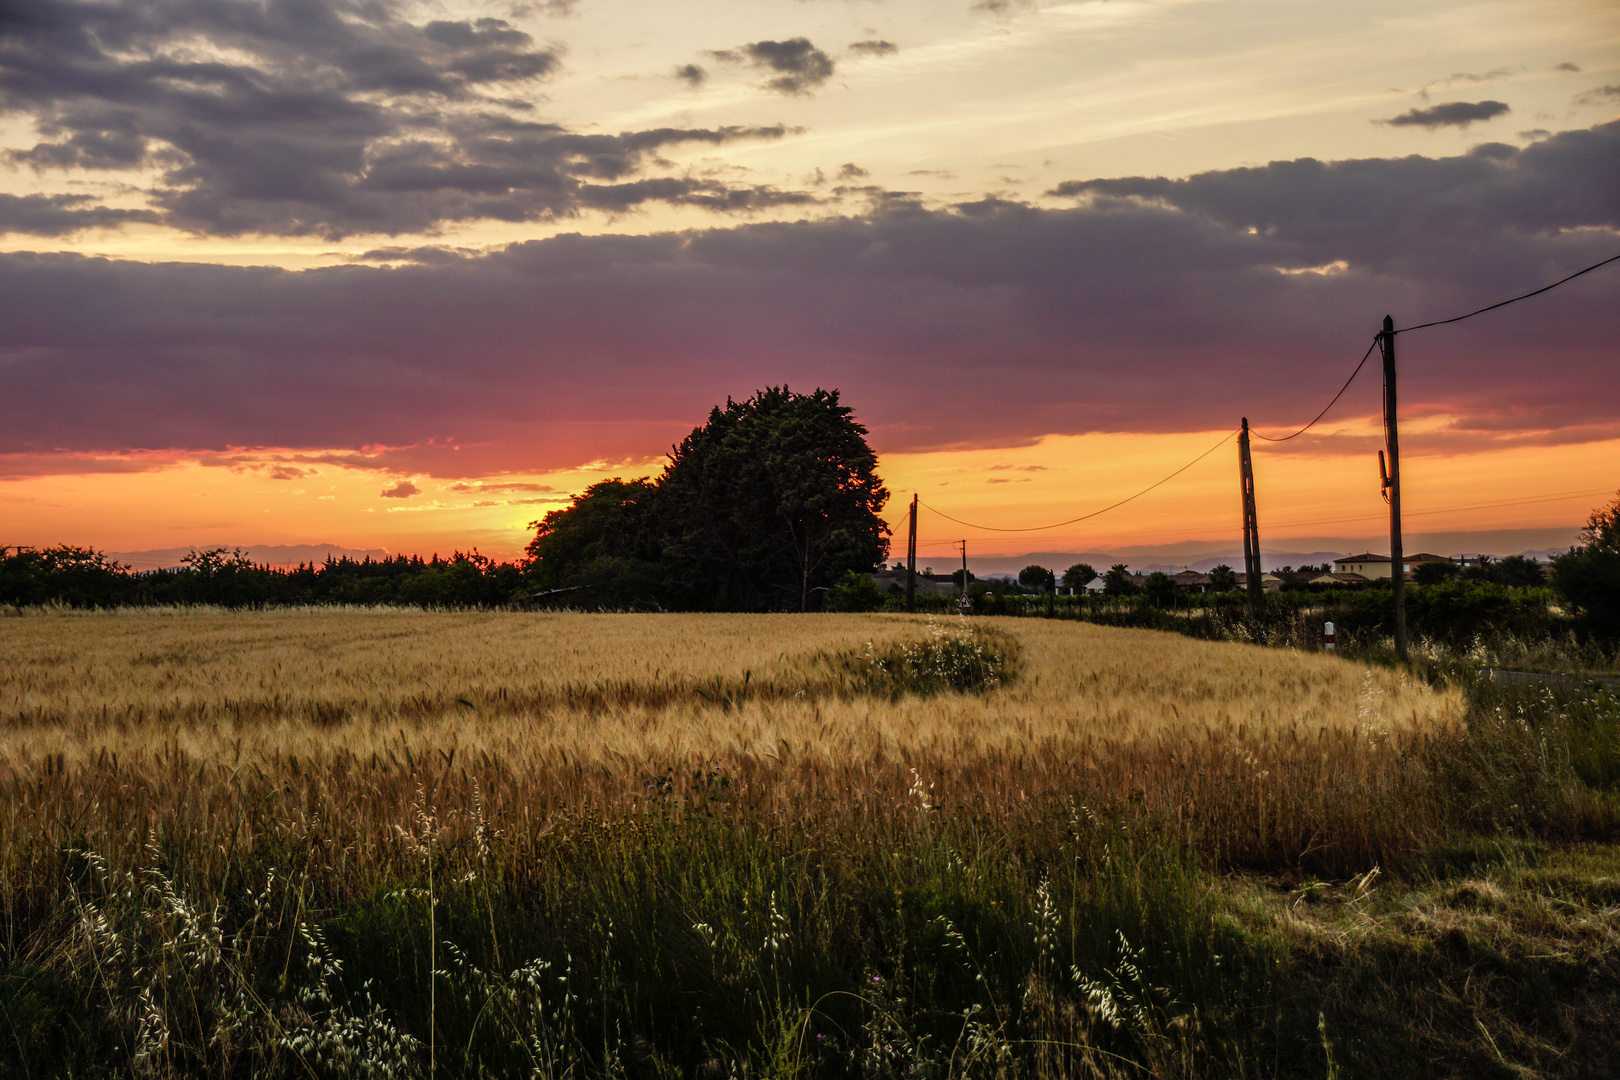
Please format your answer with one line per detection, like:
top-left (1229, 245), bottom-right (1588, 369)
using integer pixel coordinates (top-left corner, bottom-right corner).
top-left (2, 607), bottom-right (1452, 762)
top-left (3, 610), bottom-right (1614, 1078)
top-left (1, 610), bottom-right (1456, 866)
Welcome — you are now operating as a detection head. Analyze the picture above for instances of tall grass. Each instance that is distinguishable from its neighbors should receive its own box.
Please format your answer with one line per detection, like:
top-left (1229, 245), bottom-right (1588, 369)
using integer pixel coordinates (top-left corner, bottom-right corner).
top-left (1, 610), bottom-right (1614, 1076)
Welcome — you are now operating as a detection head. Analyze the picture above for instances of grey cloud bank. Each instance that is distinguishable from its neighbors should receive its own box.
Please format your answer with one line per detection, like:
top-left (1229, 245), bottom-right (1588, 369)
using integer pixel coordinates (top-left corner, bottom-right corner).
top-left (0, 123), bottom-right (1616, 475)
top-left (0, 0), bottom-right (808, 237)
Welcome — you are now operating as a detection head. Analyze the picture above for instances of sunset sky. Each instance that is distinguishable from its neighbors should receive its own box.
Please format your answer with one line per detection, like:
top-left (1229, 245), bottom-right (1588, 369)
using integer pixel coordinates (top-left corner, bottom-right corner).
top-left (2, 0), bottom-right (1617, 565)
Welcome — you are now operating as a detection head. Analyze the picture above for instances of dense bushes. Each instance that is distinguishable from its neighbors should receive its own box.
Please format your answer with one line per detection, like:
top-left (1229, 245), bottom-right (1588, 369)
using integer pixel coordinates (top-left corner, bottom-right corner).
top-left (1336, 581), bottom-right (1565, 647)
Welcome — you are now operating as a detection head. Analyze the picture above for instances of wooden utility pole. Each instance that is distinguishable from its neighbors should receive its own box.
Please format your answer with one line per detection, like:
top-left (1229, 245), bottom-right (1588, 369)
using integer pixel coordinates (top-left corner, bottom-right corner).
top-left (1238, 417), bottom-right (1263, 615)
top-left (905, 494), bottom-right (918, 613)
top-left (957, 540), bottom-right (969, 608)
top-left (1381, 315), bottom-right (1408, 661)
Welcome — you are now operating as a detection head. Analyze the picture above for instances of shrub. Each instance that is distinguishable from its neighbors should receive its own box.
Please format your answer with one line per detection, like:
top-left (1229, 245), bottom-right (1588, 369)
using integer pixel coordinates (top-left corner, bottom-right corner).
top-left (844, 617), bottom-right (1020, 695)
top-left (825, 570), bottom-right (888, 612)
top-left (1554, 492), bottom-right (1620, 640)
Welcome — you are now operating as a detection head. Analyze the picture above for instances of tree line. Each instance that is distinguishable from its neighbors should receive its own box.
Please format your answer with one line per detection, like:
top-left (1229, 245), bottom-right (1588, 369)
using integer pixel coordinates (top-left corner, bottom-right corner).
top-left (0, 546), bottom-right (525, 610)
top-left (4, 382), bottom-right (1616, 633)
top-left (3, 387), bottom-right (892, 613)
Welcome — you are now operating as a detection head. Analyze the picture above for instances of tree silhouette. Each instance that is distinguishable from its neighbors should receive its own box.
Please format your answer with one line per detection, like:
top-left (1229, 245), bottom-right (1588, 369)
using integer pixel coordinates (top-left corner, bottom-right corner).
top-left (658, 387), bottom-right (890, 611)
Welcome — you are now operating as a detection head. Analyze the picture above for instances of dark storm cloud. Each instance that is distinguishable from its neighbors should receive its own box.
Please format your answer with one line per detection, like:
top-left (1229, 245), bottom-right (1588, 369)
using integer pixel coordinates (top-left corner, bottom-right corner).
top-left (848, 40), bottom-right (897, 58)
top-left (1, 123), bottom-right (1617, 473)
top-left (1383, 100), bottom-right (1511, 128)
top-left (0, 0), bottom-right (803, 237)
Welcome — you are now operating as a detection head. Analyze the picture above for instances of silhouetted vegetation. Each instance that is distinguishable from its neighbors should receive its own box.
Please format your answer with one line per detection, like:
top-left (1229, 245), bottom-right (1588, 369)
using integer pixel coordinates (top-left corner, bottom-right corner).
top-left (527, 386), bottom-right (890, 611)
top-left (4, 387), bottom-right (892, 614)
top-left (1554, 491), bottom-right (1620, 639)
top-left (1, 545), bottom-right (526, 610)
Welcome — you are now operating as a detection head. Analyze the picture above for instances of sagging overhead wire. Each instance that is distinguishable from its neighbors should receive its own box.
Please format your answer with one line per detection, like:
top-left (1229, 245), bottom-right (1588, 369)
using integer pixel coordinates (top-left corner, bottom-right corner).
top-left (919, 428), bottom-right (1237, 533)
top-left (1252, 251), bottom-right (1619, 441)
top-left (918, 252), bottom-right (1618, 535)
top-left (1396, 252), bottom-right (1620, 334)
top-left (1250, 336), bottom-right (1379, 443)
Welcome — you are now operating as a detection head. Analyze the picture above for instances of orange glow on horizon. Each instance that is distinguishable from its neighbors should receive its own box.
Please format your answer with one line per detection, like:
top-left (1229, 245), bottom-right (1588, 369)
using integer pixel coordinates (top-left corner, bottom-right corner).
top-left (4, 420), bottom-right (1615, 566)
top-left (876, 424), bottom-right (1617, 560)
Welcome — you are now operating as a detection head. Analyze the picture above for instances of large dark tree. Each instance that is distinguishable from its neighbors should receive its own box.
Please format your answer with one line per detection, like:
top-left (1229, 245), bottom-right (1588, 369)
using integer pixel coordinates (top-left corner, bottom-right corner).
top-left (657, 387), bottom-right (890, 611)
top-left (1553, 491), bottom-right (1620, 639)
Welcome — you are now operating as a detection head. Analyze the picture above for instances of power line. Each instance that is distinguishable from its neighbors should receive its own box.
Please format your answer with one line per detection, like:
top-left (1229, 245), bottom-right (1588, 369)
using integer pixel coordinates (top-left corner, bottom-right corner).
top-left (1251, 253), bottom-right (1618, 443)
top-left (919, 428), bottom-right (1236, 533)
top-left (1396, 252), bottom-right (1620, 334)
top-left (1251, 337), bottom-right (1379, 442)
top-left (917, 252), bottom-right (1618, 539)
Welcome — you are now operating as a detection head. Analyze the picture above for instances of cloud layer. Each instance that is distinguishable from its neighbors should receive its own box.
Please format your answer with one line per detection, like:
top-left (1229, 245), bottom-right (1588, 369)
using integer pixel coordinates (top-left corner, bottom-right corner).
top-left (2, 123), bottom-right (1616, 476)
top-left (0, 0), bottom-right (808, 237)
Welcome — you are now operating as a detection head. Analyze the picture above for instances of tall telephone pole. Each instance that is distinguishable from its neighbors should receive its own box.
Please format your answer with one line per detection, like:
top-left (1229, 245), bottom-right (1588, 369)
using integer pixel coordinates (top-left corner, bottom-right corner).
top-left (1238, 417), bottom-right (1263, 615)
top-left (1381, 315), bottom-right (1408, 661)
top-left (905, 494), bottom-right (918, 613)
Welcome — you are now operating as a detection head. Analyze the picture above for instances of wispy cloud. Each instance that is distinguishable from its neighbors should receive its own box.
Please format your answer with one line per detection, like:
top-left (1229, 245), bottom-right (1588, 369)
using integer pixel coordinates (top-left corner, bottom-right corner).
top-left (1382, 100), bottom-right (1510, 129)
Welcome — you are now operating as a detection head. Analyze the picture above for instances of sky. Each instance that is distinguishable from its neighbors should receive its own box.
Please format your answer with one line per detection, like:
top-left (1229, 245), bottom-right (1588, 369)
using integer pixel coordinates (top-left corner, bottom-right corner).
top-left (1, 0), bottom-right (1617, 565)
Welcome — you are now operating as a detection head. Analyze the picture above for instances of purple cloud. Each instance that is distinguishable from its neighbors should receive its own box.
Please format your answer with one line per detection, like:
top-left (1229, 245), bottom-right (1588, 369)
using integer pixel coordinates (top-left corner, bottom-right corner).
top-left (0, 123), bottom-right (1616, 477)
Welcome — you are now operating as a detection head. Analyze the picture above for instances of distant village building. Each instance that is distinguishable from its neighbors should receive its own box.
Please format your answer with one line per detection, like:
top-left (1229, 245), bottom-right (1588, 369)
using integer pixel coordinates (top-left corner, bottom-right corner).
top-left (1235, 571), bottom-right (1283, 590)
top-left (1332, 552), bottom-right (1454, 580)
top-left (1172, 570), bottom-right (1211, 593)
top-left (871, 567), bottom-right (959, 597)
top-left (1334, 553), bottom-right (1392, 578)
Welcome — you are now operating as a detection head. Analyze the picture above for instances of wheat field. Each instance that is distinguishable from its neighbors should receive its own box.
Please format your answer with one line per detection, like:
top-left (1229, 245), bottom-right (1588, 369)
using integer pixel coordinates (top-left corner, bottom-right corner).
top-left (1, 606), bottom-right (1453, 768)
top-left (0, 608), bottom-right (1460, 873)
top-left (16, 609), bottom-right (1595, 1080)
